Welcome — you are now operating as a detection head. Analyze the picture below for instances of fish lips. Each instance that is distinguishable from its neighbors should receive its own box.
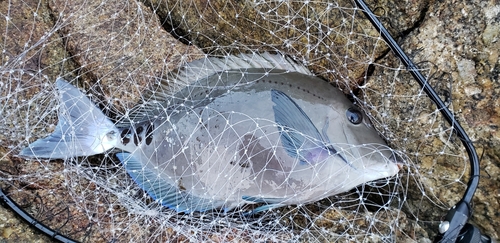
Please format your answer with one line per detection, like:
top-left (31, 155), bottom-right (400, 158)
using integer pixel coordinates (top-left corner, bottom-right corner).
top-left (353, 144), bottom-right (403, 177)
top-left (387, 150), bottom-right (405, 170)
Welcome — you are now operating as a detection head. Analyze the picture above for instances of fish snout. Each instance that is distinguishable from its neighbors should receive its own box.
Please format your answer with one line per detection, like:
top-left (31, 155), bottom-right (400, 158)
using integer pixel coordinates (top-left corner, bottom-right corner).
top-left (388, 152), bottom-right (405, 171)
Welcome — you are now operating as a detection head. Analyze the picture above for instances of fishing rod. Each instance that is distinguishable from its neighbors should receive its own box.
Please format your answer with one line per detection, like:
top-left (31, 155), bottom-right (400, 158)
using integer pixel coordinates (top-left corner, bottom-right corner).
top-left (353, 0), bottom-right (491, 242)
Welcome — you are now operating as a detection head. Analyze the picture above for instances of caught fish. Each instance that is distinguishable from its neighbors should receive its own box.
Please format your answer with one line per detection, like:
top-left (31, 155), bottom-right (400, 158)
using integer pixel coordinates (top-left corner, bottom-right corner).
top-left (19, 53), bottom-right (400, 213)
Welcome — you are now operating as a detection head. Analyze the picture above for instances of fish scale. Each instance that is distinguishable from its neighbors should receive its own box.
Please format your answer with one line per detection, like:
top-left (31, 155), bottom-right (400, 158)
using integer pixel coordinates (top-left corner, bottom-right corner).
top-left (19, 53), bottom-right (400, 213)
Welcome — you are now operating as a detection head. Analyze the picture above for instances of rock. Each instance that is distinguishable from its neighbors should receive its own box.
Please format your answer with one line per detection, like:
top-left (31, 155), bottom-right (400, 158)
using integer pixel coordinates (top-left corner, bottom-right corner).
top-left (142, 0), bottom-right (429, 91)
top-left (48, 0), bottom-right (205, 112)
top-left (0, 2), bottom-right (63, 242)
top-left (0, 193), bottom-right (52, 243)
top-left (0, 0), bottom-right (76, 146)
top-left (367, 0), bottom-right (499, 240)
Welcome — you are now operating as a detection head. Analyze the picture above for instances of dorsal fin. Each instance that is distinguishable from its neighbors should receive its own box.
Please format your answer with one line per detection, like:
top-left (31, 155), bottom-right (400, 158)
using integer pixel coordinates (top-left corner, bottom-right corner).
top-left (165, 52), bottom-right (312, 93)
top-left (123, 52), bottom-right (312, 124)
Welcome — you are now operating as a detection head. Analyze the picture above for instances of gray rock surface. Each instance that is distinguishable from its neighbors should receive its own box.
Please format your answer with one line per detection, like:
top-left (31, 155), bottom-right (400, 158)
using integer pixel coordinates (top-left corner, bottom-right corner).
top-left (369, 0), bottom-right (499, 239)
top-left (144, 0), bottom-right (429, 91)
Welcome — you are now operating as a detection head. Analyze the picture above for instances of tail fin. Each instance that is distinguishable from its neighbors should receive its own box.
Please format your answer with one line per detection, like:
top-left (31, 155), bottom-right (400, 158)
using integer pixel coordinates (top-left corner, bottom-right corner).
top-left (19, 78), bottom-right (118, 160)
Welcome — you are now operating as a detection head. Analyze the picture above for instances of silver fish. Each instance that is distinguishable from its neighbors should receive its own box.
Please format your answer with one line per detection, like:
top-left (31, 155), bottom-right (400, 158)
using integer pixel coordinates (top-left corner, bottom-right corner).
top-left (19, 53), bottom-right (400, 213)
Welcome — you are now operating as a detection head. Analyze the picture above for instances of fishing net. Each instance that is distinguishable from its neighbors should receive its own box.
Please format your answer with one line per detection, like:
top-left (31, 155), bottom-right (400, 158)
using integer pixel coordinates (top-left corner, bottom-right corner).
top-left (1, 0), bottom-right (498, 242)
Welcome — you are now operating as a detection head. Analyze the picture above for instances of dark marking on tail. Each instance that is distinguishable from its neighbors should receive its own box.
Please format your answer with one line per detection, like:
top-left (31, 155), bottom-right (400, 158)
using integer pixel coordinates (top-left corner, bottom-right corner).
top-left (121, 128), bottom-right (132, 145)
top-left (121, 125), bottom-right (152, 146)
top-left (133, 125), bottom-right (147, 146)
top-left (145, 124), bottom-right (154, 145)
top-left (136, 126), bottom-right (144, 134)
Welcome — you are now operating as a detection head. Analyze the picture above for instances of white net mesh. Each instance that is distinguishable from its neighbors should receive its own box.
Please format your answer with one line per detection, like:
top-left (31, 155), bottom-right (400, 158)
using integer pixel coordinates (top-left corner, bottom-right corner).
top-left (1, 0), bottom-right (497, 242)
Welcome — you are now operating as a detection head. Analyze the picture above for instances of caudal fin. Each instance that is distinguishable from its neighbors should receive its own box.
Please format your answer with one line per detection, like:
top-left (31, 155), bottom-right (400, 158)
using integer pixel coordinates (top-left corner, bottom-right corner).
top-left (19, 78), bottom-right (118, 160)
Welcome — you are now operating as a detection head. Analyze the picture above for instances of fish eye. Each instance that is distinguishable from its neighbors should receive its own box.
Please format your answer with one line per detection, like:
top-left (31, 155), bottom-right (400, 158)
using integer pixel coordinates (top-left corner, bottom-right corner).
top-left (346, 107), bottom-right (363, 125)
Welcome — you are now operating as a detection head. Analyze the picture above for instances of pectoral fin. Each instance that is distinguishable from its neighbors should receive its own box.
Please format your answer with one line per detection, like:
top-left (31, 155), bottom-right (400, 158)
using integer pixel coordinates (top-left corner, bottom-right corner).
top-left (271, 89), bottom-right (348, 164)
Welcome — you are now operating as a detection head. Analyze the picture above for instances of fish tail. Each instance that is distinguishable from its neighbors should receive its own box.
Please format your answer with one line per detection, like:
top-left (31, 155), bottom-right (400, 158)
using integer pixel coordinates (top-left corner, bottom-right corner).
top-left (18, 78), bottom-right (119, 160)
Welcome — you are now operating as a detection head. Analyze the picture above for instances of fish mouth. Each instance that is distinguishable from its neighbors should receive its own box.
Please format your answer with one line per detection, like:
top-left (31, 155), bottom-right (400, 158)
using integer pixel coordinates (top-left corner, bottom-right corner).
top-left (388, 152), bottom-right (404, 170)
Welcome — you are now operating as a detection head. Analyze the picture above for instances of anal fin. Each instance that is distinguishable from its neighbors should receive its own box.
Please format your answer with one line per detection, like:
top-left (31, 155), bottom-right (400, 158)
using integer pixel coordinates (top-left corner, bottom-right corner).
top-left (242, 195), bottom-right (285, 214)
top-left (116, 152), bottom-right (225, 213)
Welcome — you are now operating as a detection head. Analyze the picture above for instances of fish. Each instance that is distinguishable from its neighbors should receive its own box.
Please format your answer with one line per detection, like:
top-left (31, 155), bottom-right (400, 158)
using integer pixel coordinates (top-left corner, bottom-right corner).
top-left (19, 53), bottom-right (400, 213)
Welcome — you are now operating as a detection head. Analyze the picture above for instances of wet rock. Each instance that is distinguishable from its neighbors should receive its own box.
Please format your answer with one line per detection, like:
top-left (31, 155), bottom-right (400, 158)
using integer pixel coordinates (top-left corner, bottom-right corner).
top-left (48, 0), bottom-right (205, 113)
